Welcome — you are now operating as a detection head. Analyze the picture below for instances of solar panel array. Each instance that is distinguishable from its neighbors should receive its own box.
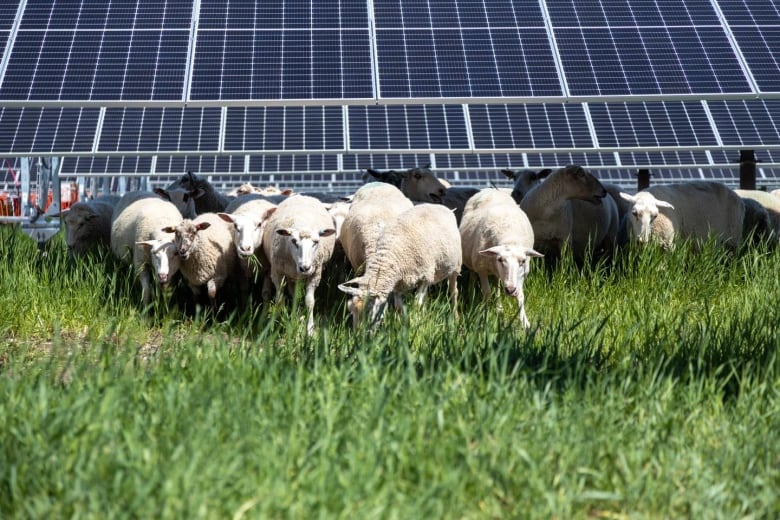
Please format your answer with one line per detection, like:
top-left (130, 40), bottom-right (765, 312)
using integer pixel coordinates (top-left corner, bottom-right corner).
top-left (0, 0), bottom-right (778, 192)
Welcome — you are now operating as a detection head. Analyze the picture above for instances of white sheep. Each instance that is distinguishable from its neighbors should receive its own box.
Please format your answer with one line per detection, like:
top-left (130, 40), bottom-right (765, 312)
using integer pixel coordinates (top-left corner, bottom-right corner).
top-left (338, 203), bottom-right (462, 328)
top-left (59, 195), bottom-right (121, 257)
top-left (620, 181), bottom-right (745, 249)
top-left (162, 213), bottom-right (239, 305)
top-left (339, 182), bottom-right (414, 274)
top-left (518, 165), bottom-right (619, 262)
top-left (459, 189), bottom-right (543, 328)
top-left (261, 195), bottom-right (337, 335)
top-left (110, 191), bottom-right (185, 306)
top-left (735, 189), bottom-right (780, 243)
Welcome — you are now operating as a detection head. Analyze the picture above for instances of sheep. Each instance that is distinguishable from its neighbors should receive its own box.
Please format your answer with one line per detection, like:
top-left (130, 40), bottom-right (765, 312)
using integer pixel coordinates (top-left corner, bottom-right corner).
top-left (339, 182), bottom-right (413, 274)
top-left (110, 191), bottom-right (185, 306)
top-left (735, 189), bottom-right (780, 243)
top-left (59, 195), bottom-right (122, 257)
top-left (739, 197), bottom-right (773, 246)
top-left (459, 189), bottom-right (543, 328)
top-left (364, 165), bottom-right (448, 204)
top-left (517, 165), bottom-right (618, 263)
top-left (619, 181), bottom-right (745, 250)
top-left (501, 168), bottom-right (552, 203)
top-left (261, 195), bottom-right (337, 335)
top-left (169, 171), bottom-right (232, 214)
top-left (338, 203), bottom-right (462, 328)
top-left (153, 187), bottom-right (197, 218)
top-left (162, 213), bottom-right (240, 306)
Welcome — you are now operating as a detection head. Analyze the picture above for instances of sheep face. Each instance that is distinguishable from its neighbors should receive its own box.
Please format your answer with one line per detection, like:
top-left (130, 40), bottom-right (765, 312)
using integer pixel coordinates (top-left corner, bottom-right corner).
top-left (338, 278), bottom-right (389, 328)
top-left (365, 166), bottom-right (449, 204)
top-left (165, 220), bottom-right (211, 261)
top-left (620, 192), bottom-right (675, 243)
top-left (479, 245), bottom-right (543, 296)
top-left (502, 169), bottom-right (552, 203)
top-left (154, 187), bottom-right (195, 217)
top-left (277, 227), bottom-right (336, 276)
top-left (137, 239), bottom-right (180, 285)
top-left (218, 208), bottom-right (276, 259)
top-left (558, 165), bottom-right (607, 204)
top-left (63, 206), bottom-right (100, 250)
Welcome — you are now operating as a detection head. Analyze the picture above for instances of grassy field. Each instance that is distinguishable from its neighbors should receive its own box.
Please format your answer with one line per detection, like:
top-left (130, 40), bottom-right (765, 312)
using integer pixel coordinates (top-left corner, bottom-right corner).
top-left (0, 225), bottom-right (778, 519)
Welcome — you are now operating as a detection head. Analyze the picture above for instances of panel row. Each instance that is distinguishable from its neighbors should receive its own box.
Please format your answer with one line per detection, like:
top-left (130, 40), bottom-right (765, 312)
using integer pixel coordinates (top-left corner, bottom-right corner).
top-left (0, 0), bottom-right (777, 102)
top-left (2, 101), bottom-right (779, 154)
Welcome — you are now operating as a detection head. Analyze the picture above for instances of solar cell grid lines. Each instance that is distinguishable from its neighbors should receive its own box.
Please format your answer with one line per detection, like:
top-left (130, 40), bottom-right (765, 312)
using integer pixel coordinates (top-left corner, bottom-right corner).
top-left (0, 107), bottom-right (99, 153)
top-left (224, 106), bottom-right (344, 151)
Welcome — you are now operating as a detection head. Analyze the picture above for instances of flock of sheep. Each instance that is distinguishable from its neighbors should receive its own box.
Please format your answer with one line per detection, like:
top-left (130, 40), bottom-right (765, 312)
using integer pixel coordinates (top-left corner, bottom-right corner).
top-left (58, 166), bottom-right (780, 333)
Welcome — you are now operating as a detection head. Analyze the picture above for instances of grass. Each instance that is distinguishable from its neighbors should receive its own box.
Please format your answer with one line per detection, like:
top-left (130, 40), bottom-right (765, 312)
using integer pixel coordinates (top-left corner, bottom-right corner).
top-left (0, 225), bottom-right (778, 518)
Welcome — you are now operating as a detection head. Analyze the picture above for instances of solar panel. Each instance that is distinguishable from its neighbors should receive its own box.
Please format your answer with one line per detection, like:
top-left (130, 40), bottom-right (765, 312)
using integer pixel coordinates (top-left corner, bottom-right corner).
top-left (707, 99), bottom-right (780, 146)
top-left (347, 105), bottom-right (469, 151)
top-left (19, 0), bottom-right (192, 30)
top-left (0, 107), bottom-right (99, 153)
top-left (98, 108), bottom-right (221, 153)
top-left (729, 27), bottom-right (780, 94)
top-left (588, 102), bottom-right (718, 149)
top-left (224, 106), bottom-right (344, 152)
top-left (468, 104), bottom-right (592, 150)
top-left (60, 155), bottom-right (154, 176)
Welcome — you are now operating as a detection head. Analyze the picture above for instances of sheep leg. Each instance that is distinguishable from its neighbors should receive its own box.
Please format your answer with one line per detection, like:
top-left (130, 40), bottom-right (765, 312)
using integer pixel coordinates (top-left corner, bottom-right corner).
top-left (138, 265), bottom-right (152, 307)
top-left (414, 284), bottom-right (429, 306)
top-left (304, 274), bottom-right (320, 336)
top-left (448, 273), bottom-right (459, 320)
top-left (261, 273), bottom-right (275, 302)
top-left (206, 279), bottom-right (218, 305)
top-left (271, 272), bottom-right (286, 304)
top-left (478, 273), bottom-right (491, 300)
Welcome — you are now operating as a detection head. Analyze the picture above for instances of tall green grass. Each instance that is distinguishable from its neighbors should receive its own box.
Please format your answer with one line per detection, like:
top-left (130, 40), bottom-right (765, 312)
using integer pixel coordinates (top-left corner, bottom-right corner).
top-left (0, 225), bottom-right (778, 518)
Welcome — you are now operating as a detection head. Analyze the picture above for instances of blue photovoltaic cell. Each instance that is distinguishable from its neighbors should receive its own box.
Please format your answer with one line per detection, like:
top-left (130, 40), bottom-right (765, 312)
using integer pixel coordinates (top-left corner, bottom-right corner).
top-left (156, 155), bottom-right (246, 175)
top-left (0, 30), bottom-right (190, 101)
top-left (730, 27), bottom-right (780, 94)
top-left (546, 0), bottom-right (720, 27)
top-left (618, 150), bottom-right (712, 167)
top-left (435, 152), bottom-right (525, 170)
top-left (199, 0), bottom-right (368, 29)
top-left (0, 107), bottom-right (99, 153)
top-left (60, 156), bottom-right (154, 175)
top-left (20, 0), bottom-right (192, 30)
top-left (717, 0), bottom-right (780, 26)
top-left (224, 106), bottom-right (344, 151)
top-left (468, 104), bottom-right (592, 149)
top-left (707, 100), bottom-right (780, 146)
top-left (0, 2), bottom-right (17, 31)
top-left (376, 28), bottom-right (561, 98)
top-left (588, 102), bottom-right (718, 148)
top-left (374, 0), bottom-right (545, 29)
top-left (190, 29), bottom-right (372, 100)
top-left (342, 154), bottom-right (432, 171)
top-left (347, 105), bottom-right (469, 150)
top-left (249, 154), bottom-right (340, 173)
top-left (556, 26), bottom-right (752, 96)
top-left (98, 108), bottom-right (221, 152)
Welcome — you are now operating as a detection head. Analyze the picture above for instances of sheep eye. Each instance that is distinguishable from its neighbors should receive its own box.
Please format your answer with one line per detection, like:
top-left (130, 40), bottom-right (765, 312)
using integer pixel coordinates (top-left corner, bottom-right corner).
top-left (414, 173), bottom-right (422, 180)
top-left (291, 238), bottom-right (298, 246)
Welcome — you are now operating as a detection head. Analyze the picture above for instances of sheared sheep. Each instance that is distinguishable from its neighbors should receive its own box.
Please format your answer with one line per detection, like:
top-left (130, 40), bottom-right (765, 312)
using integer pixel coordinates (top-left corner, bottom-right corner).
top-left (459, 189), bottom-right (542, 328)
top-left (169, 171), bottom-right (232, 214)
top-left (339, 182), bottom-right (413, 274)
top-left (59, 195), bottom-right (122, 257)
top-left (162, 213), bottom-right (239, 305)
top-left (262, 195), bottom-right (337, 335)
top-left (735, 189), bottom-right (780, 243)
top-left (620, 181), bottom-right (745, 250)
top-left (110, 191), bottom-right (185, 306)
top-left (518, 165), bottom-right (618, 262)
top-left (338, 203), bottom-right (461, 328)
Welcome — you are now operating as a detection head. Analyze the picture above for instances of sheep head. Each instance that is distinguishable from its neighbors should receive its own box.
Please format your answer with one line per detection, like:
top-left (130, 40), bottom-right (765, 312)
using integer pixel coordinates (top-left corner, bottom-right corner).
top-left (398, 166), bottom-right (449, 203)
top-left (338, 277), bottom-right (388, 329)
top-left (502, 168), bottom-right (552, 203)
top-left (620, 192), bottom-right (675, 244)
top-left (163, 220), bottom-right (211, 261)
top-left (218, 207), bottom-right (276, 258)
top-left (558, 165), bottom-right (607, 205)
top-left (277, 227), bottom-right (336, 276)
top-left (479, 245), bottom-right (543, 297)
top-left (137, 239), bottom-right (180, 285)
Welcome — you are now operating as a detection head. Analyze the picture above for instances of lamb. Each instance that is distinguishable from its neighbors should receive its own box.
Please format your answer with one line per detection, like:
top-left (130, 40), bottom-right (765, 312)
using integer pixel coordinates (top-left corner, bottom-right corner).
top-left (169, 171), bottom-right (232, 214)
top-left (459, 189), bottom-right (543, 328)
top-left (261, 195), bottom-right (337, 335)
top-left (59, 195), bottom-right (122, 257)
top-left (162, 213), bottom-right (240, 305)
top-left (110, 191), bottom-right (184, 306)
top-left (735, 189), bottom-right (780, 243)
top-left (518, 165), bottom-right (618, 262)
top-left (619, 181), bottom-right (745, 250)
top-left (338, 204), bottom-right (462, 328)
top-left (339, 182), bottom-right (413, 274)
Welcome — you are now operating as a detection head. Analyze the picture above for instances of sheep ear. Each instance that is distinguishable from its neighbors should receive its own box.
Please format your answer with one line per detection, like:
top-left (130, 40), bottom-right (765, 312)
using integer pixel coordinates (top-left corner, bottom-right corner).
top-left (191, 188), bottom-right (206, 199)
top-left (153, 187), bottom-right (171, 201)
top-left (656, 200), bottom-right (675, 210)
top-left (340, 195), bottom-right (354, 203)
top-left (526, 248), bottom-right (544, 258)
top-left (620, 192), bottom-right (637, 203)
top-left (262, 207), bottom-right (277, 219)
top-left (195, 222), bottom-right (211, 231)
top-left (500, 169), bottom-right (516, 180)
top-left (280, 189), bottom-right (294, 196)
top-left (537, 169), bottom-right (552, 179)
top-left (479, 246), bottom-right (502, 257)
top-left (276, 228), bottom-right (292, 237)
top-left (161, 225), bottom-right (176, 233)
top-left (319, 228), bottom-right (336, 238)
top-left (217, 212), bottom-right (235, 224)
top-left (338, 279), bottom-right (365, 296)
